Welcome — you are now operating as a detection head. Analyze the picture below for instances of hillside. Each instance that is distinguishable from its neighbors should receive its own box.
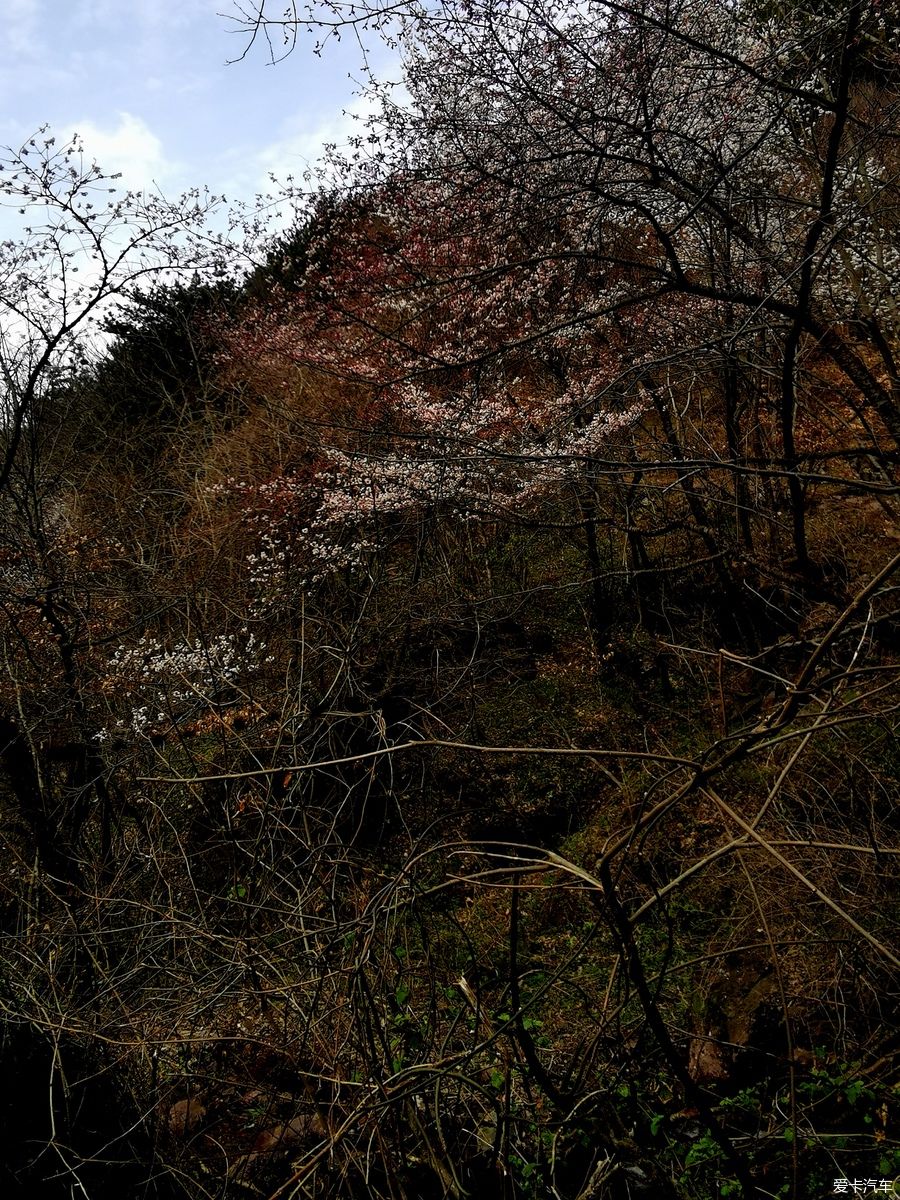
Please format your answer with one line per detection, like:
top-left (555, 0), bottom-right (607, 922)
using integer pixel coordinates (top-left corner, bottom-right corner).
top-left (0, 2), bottom-right (898, 1198)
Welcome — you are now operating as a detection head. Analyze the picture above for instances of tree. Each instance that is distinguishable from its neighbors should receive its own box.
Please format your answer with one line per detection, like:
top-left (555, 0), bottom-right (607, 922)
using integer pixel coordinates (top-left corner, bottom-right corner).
top-left (83, 276), bottom-right (242, 436)
top-left (227, 0), bottom-right (900, 578)
top-left (0, 130), bottom-right (229, 882)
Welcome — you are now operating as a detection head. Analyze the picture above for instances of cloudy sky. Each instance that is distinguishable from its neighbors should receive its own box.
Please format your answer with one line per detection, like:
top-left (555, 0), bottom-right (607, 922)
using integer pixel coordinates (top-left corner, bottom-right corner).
top-left (0, 0), bottom-right (390, 202)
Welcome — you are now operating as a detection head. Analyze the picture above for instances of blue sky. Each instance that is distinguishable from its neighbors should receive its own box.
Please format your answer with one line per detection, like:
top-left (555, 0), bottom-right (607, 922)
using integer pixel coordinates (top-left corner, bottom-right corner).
top-left (0, 0), bottom-right (390, 203)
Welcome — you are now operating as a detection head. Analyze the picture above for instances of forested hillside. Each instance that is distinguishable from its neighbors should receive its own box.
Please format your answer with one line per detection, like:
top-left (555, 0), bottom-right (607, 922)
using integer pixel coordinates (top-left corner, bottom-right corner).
top-left (0, 2), bottom-right (898, 1197)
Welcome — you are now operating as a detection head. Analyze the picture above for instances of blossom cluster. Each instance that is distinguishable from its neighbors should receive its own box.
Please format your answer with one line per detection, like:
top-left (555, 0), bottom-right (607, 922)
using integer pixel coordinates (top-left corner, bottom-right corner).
top-left (99, 629), bottom-right (272, 737)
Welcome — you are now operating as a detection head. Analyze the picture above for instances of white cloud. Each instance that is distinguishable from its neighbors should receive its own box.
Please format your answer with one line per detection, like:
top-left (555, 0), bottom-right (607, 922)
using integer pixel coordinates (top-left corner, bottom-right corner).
top-left (255, 73), bottom-right (405, 188)
top-left (63, 111), bottom-right (178, 192)
top-left (257, 103), bottom-right (371, 180)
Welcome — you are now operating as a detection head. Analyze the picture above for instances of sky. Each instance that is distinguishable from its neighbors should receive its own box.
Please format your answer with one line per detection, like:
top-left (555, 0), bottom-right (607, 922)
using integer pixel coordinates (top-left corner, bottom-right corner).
top-left (0, 0), bottom-right (393, 206)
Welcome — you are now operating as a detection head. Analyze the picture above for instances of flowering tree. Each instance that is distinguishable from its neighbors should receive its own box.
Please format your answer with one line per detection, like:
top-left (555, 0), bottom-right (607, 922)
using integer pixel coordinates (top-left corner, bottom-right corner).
top-left (227, 0), bottom-right (900, 578)
top-left (0, 129), bottom-right (232, 882)
top-left (216, 178), bottom-right (646, 603)
top-left (0, 130), bottom-right (229, 474)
